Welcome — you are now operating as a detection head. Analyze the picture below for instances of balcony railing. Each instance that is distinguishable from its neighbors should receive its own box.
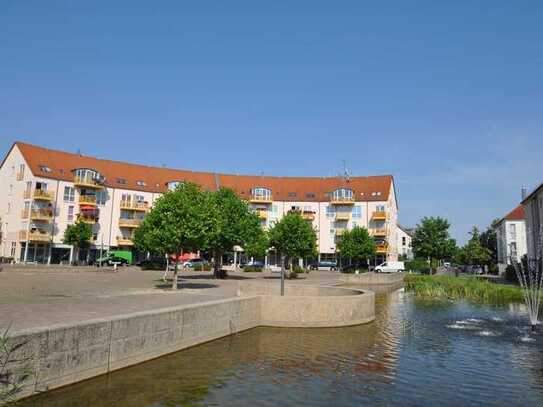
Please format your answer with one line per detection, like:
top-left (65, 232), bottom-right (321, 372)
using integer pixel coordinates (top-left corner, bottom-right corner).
top-left (302, 211), bottom-right (315, 221)
top-left (249, 195), bottom-right (273, 204)
top-left (16, 172), bottom-right (24, 181)
top-left (256, 210), bottom-right (268, 219)
top-left (79, 195), bottom-right (97, 205)
top-left (119, 218), bottom-right (143, 228)
top-left (74, 175), bottom-right (104, 189)
top-left (30, 209), bottom-right (54, 221)
top-left (335, 228), bottom-right (346, 236)
top-left (20, 229), bottom-right (52, 242)
top-left (372, 211), bottom-right (387, 221)
top-left (376, 243), bottom-right (388, 253)
top-left (21, 209), bottom-right (29, 219)
top-left (23, 190), bottom-right (31, 199)
top-left (330, 197), bottom-right (355, 205)
top-left (77, 214), bottom-right (98, 224)
top-left (117, 236), bottom-right (134, 246)
top-left (120, 201), bottom-right (149, 211)
top-left (335, 212), bottom-right (351, 221)
top-left (372, 228), bottom-right (387, 237)
top-left (33, 190), bottom-right (54, 201)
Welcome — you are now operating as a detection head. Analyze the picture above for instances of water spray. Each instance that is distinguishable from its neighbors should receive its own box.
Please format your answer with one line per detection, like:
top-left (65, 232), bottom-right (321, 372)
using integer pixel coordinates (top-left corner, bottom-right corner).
top-left (511, 227), bottom-right (543, 332)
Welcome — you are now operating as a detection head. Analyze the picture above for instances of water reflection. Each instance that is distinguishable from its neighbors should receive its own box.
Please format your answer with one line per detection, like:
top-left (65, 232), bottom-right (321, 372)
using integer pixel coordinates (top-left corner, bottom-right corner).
top-left (21, 289), bottom-right (543, 407)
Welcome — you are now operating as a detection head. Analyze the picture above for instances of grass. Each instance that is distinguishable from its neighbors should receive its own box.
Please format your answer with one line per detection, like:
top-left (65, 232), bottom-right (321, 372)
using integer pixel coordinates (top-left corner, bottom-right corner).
top-left (404, 274), bottom-right (529, 305)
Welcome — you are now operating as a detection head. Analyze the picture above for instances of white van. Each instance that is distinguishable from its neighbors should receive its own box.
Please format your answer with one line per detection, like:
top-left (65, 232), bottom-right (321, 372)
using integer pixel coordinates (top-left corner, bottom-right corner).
top-left (375, 261), bottom-right (405, 273)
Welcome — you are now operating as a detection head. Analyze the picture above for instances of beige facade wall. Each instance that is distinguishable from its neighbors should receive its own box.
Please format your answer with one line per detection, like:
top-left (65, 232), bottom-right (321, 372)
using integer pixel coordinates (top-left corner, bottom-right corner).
top-left (1, 145), bottom-right (400, 262)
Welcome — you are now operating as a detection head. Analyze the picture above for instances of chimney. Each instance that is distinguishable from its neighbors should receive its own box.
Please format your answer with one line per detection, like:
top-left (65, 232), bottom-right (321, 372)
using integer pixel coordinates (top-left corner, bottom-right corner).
top-left (521, 187), bottom-right (527, 200)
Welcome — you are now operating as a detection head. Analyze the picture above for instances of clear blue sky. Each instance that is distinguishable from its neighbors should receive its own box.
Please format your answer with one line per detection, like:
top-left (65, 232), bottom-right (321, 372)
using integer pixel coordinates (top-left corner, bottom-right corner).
top-left (1, 1), bottom-right (542, 243)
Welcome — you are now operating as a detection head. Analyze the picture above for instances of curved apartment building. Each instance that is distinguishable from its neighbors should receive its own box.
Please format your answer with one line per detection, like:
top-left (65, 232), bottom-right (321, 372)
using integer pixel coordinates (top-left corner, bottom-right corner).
top-left (0, 142), bottom-right (400, 265)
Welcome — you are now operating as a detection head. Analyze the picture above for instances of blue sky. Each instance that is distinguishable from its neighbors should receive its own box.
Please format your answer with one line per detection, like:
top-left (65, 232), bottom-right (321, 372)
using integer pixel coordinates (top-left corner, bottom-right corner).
top-left (1, 1), bottom-right (542, 243)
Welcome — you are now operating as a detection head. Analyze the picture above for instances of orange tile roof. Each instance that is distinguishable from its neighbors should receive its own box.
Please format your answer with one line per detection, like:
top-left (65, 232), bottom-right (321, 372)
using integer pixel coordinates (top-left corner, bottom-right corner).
top-left (12, 141), bottom-right (394, 202)
top-left (504, 205), bottom-right (525, 221)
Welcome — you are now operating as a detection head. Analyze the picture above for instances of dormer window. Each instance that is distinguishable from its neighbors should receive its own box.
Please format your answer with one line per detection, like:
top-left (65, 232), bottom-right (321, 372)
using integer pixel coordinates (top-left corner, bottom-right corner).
top-left (250, 187), bottom-right (272, 203)
top-left (331, 188), bottom-right (354, 204)
top-left (39, 165), bottom-right (52, 173)
top-left (136, 180), bottom-right (146, 187)
top-left (73, 168), bottom-right (105, 188)
top-left (166, 181), bottom-right (184, 191)
top-left (116, 178), bottom-right (127, 185)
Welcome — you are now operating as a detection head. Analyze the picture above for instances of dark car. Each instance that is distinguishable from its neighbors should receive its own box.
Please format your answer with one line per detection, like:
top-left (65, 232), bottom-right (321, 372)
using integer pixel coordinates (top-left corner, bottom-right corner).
top-left (97, 255), bottom-right (129, 267)
top-left (182, 258), bottom-right (209, 268)
top-left (310, 261), bottom-right (338, 271)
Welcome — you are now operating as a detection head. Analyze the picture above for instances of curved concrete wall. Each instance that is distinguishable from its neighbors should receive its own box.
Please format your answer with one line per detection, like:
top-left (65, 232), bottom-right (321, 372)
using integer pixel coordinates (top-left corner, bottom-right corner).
top-left (238, 281), bottom-right (375, 328)
top-left (7, 283), bottom-right (375, 401)
top-left (340, 272), bottom-right (405, 285)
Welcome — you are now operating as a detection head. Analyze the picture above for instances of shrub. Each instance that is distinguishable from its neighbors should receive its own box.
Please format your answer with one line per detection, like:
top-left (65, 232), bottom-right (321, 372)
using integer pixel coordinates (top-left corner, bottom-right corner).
top-left (193, 263), bottom-right (212, 272)
top-left (405, 258), bottom-right (431, 274)
top-left (243, 266), bottom-right (263, 272)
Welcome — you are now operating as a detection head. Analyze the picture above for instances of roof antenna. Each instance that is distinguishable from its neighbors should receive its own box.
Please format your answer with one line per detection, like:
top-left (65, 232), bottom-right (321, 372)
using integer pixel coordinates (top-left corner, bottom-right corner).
top-left (77, 149), bottom-right (82, 156)
top-left (340, 160), bottom-right (351, 182)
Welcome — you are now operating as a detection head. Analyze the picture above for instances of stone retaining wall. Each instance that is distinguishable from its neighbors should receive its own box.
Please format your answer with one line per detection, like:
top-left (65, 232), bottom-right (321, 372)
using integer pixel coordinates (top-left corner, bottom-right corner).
top-left (7, 282), bottom-right (374, 401)
top-left (340, 272), bottom-right (405, 285)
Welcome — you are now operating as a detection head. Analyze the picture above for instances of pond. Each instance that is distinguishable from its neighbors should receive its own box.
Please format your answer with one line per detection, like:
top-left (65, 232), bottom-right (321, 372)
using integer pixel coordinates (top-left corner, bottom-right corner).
top-left (20, 288), bottom-right (543, 406)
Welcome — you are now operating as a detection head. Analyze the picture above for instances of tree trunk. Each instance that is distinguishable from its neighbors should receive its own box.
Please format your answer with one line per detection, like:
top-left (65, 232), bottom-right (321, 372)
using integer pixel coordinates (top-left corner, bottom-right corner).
top-left (172, 250), bottom-right (182, 290)
top-left (213, 250), bottom-right (222, 279)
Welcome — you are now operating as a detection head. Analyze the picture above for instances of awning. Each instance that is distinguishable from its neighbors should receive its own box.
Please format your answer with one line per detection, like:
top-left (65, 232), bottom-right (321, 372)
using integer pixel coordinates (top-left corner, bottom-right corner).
top-left (80, 205), bottom-right (96, 211)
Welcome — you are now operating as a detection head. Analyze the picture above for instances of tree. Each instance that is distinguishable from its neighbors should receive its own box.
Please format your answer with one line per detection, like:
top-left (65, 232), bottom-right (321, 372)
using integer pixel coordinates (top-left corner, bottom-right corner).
top-left (244, 230), bottom-right (269, 261)
top-left (134, 183), bottom-right (213, 289)
top-left (206, 188), bottom-right (265, 278)
top-left (268, 212), bottom-right (317, 273)
top-left (479, 219), bottom-right (499, 269)
top-left (337, 226), bottom-right (375, 270)
top-left (63, 220), bottom-right (92, 265)
top-left (456, 227), bottom-right (492, 267)
top-left (411, 217), bottom-right (457, 269)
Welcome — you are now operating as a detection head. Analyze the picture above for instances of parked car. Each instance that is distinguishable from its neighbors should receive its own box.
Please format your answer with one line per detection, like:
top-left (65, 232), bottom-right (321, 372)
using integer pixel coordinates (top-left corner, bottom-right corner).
top-left (245, 260), bottom-right (264, 268)
top-left (182, 258), bottom-right (208, 268)
top-left (96, 254), bottom-right (129, 267)
top-left (310, 260), bottom-right (338, 271)
top-left (375, 261), bottom-right (405, 273)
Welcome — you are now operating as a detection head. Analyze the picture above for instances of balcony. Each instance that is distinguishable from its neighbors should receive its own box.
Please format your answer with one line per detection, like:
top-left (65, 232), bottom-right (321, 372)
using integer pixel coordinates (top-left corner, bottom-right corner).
top-left (120, 201), bottom-right (149, 211)
top-left (302, 211), bottom-right (315, 221)
top-left (255, 210), bottom-right (267, 220)
top-left (335, 212), bottom-right (351, 221)
top-left (30, 209), bottom-right (54, 221)
top-left (23, 190), bottom-right (31, 199)
top-left (372, 228), bottom-right (387, 237)
top-left (20, 229), bottom-right (52, 242)
top-left (335, 228), bottom-right (346, 236)
top-left (16, 171), bottom-right (24, 181)
top-left (372, 211), bottom-right (387, 221)
top-left (78, 214), bottom-right (98, 224)
top-left (79, 195), bottom-right (97, 206)
top-left (249, 195), bottom-right (273, 204)
top-left (330, 197), bottom-right (355, 205)
top-left (33, 190), bottom-right (54, 201)
top-left (74, 175), bottom-right (104, 189)
top-left (21, 209), bottom-right (29, 219)
top-left (117, 236), bottom-right (134, 246)
top-left (119, 218), bottom-right (143, 228)
top-left (376, 243), bottom-right (388, 254)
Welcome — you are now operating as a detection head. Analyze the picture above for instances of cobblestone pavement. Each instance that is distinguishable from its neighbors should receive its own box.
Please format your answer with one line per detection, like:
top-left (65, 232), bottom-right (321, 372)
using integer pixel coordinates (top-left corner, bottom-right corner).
top-left (0, 267), bottom-right (341, 332)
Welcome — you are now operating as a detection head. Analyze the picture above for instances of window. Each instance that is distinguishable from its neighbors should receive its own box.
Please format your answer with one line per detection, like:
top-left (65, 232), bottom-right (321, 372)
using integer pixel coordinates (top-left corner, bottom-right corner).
top-left (135, 195), bottom-right (145, 203)
top-left (35, 182), bottom-right (47, 191)
top-left (96, 190), bottom-right (107, 205)
top-left (39, 165), bottom-right (52, 173)
top-left (352, 205), bottom-right (362, 218)
top-left (121, 193), bottom-right (132, 203)
top-left (10, 242), bottom-right (16, 257)
top-left (509, 223), bottom-right (516, 240)
top-left (252, 187), bottom-right (272, 200)
top-left (326, 206), bottom-right (335, 218)
top-left (136, 180), bottom-right (146, 187)
top-left (116, 178), bottom-right (127, 185)
top-left (288, 192), bottom-right (297, 198)
top-left (67, 206), bottom-right (74, 223)
top-left (303, 205), bottom-right (312, 212)
top-left (402, 237), bottom-right (406, 246)
top-left (64, 186), bottom-right (75, 202)
top-left (167, 181), bottom-right (183, 191)
top-left (376, 204), bottom-right (385, 212)
top-left (19, 163), bottom-right (25, 176)
top-left (305, 193), bottom-right (316, 199)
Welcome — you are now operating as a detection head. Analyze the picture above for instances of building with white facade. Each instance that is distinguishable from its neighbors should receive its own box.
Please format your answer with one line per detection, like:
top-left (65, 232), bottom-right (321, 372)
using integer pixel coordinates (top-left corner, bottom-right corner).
top-left (397, 225), bottom-right (413, 260)
top-left (495, 205), bottom-right (528, 273)
top-left (0, 142), bottom-right (401, 265)
top-left (522, 182), bottom-right (543, 261)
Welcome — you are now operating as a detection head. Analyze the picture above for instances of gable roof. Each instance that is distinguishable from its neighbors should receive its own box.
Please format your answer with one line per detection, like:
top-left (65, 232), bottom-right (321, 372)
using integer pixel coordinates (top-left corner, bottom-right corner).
top-left (10, 141), bottom-right (394, 202)
top-left (504, 205), bottom-right (525, 221)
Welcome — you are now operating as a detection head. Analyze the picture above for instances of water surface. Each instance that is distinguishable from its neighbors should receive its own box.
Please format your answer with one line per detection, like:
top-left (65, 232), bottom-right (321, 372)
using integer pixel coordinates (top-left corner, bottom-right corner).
top-left (21, 289), bottom-right (543, 406)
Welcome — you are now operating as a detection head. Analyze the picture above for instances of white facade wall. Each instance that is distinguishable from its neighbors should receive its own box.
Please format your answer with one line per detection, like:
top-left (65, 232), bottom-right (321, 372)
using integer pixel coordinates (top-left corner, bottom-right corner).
top-left (397, 227), bottom-right (413, 259)
top-left (496, 219), bottom-right (528, 273)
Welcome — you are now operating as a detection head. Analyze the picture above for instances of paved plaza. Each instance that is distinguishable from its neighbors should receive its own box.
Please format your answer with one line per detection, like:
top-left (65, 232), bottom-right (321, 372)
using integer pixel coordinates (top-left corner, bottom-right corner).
top-left (0, 266), bottom-right (340, 332)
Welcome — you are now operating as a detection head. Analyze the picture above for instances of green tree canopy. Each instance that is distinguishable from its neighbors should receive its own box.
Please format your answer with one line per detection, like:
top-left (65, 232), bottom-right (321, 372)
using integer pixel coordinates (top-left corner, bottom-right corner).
top-left (337, 226), bottom-right (375, 270)
top-left (244, 230), bottom-right (269, 261)
top-left (456, 226), bottom-right (492, 267)
top-left (479, 219), bottom-right (499, 267)
top-left (411, 216), bottom-right (457, 267)
top-left (206, 188), bottom-right (265, 278)
top-left (63, 220), bottom-right (92, 264)
top-left (268, 212), bottom-right (317, 270)
top-left (134, 183), bottom-right (214, 288)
